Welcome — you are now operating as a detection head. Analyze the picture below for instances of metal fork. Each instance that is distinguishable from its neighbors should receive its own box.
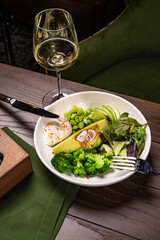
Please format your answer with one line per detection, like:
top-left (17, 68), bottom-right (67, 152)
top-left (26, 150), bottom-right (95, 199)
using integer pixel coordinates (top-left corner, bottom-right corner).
top-left (111, 156), bottom-right (160, 176)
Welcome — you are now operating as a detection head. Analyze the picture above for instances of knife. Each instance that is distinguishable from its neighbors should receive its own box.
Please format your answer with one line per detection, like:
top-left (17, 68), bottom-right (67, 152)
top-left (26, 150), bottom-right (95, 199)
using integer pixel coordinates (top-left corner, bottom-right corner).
top-left (0, 93), bottom-right (59, 118)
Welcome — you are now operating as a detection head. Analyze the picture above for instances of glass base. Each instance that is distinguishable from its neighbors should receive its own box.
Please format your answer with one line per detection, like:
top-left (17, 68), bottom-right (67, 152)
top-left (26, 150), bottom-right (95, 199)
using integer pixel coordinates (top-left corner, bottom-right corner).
top-left (42, 88), bottom-right (75, 108)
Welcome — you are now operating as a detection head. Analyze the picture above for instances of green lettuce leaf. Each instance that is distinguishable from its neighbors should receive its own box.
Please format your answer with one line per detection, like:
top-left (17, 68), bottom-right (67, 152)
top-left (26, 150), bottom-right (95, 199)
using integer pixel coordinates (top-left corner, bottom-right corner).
top-left (103, 115), bottom-right (147, 156)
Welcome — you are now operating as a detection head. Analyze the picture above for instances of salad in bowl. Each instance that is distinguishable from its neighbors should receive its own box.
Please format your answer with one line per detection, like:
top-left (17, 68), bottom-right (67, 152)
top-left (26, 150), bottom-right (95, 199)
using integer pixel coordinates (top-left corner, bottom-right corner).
top-left (34, 91), bottom-right (151, 186)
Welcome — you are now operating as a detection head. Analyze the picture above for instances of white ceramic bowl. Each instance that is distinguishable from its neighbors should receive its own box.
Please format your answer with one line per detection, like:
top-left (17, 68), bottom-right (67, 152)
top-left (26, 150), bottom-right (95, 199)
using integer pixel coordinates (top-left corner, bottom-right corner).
top-left (34, 91), bottom-right (151, 187)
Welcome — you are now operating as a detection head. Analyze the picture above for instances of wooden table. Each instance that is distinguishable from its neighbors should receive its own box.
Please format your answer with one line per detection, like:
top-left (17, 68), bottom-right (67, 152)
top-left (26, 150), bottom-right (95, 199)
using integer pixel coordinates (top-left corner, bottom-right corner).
top-left (0, 63), bottom-right (160, 240)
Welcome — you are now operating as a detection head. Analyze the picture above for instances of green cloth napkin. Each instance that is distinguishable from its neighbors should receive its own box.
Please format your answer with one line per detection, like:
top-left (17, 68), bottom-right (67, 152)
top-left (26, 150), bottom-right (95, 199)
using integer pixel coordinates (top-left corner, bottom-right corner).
top-left (0, 128), bottom-right (79, 240)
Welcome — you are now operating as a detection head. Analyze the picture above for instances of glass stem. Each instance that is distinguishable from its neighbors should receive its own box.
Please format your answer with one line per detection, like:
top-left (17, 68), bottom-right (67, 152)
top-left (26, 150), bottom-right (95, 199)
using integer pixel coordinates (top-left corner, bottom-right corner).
top-left (56, 71), bottom-right (63, 98)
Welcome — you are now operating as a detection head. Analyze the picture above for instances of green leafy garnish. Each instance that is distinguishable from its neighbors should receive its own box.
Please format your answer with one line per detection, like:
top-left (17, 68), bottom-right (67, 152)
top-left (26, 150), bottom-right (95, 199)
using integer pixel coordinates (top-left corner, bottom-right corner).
top-left (103, 115), bottom-right (147, 156)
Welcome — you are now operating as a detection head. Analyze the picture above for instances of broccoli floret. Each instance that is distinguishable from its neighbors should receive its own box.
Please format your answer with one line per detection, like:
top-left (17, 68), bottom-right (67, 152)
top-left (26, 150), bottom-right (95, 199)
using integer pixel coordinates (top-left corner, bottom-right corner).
top-left (51, 152), bottom-right (74, 173)
top-left (97, 161), bottom-right (111, 173)
top-left (73, 166), bottom-right (86, 176)
top-left (73, 149), bottom-right (85, 160)
top-left (72, 151), bottom-right (86, 176)
top-left (84, 161), bottom-right (97, 175)
top-left (84, 152), bottom-right (111, 175)
top-left (51, 150), bottom-right (111, 176)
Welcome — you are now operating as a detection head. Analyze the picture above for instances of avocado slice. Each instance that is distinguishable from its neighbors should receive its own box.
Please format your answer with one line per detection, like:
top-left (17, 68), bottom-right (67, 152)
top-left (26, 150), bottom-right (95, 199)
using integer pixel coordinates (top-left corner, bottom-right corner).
top-left (52, 119), bottom-right (108, 154)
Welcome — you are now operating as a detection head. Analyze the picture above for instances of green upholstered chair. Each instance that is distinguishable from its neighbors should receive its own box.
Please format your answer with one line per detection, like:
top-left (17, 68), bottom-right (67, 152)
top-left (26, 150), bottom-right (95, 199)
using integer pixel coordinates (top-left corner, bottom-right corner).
top-left (63, 0), bottom-right (160, 103)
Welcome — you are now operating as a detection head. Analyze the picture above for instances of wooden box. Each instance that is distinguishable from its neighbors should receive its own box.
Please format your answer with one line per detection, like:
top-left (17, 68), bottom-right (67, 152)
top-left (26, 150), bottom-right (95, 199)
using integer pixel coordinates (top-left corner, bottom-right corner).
top-left (0, 129), bottom-right (33, 197)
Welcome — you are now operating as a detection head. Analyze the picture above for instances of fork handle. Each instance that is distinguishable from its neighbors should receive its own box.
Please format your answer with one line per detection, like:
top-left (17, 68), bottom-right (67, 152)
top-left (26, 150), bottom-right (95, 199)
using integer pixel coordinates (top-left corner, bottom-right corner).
top-left (151, 168), bottom-right (160, 177)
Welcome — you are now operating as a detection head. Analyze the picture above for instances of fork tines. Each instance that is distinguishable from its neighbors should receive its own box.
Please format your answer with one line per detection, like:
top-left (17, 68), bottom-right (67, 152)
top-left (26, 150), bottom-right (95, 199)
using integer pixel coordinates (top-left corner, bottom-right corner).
top-left (111, 156), bottom-right (137, 171)
top-left (111, 156), bottom-right (160, 176)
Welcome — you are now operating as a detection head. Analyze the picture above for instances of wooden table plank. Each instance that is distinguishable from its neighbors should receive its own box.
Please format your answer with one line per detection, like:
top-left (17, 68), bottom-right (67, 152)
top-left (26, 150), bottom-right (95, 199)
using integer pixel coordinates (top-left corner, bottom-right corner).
top-left (0, 63), bottom-right (160, 240)
top-left (56, 215), bottom-right (136, 240)
top-left (70, 184), bottom-right (160, 239)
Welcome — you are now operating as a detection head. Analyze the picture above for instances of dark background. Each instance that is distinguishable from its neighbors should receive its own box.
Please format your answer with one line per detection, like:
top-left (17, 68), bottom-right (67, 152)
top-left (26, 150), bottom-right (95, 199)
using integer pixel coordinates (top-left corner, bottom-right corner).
top-left (0, 0), bottom-right (132, 71)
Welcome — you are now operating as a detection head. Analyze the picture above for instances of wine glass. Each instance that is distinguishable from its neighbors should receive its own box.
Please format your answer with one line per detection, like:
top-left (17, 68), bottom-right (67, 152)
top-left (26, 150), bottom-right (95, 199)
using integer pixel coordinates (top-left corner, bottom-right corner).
top-left (33, 8), bottom-right (79, 107)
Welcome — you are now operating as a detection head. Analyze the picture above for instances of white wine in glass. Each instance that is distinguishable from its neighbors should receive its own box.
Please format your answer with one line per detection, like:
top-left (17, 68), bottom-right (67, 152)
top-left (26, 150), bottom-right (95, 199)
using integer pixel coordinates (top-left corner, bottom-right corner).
top-left (33, 8), bottom-right (79, 107)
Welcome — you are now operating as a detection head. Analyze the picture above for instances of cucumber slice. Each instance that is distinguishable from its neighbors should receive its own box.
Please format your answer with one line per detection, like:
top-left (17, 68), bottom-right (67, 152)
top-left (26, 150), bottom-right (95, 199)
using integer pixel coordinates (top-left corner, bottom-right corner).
top-left (119, 148), bottom-right (127, 156)
top-left (111, 141), bottom-right (129, 156)
top-left (100, 144), bottom-right (114, 156)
